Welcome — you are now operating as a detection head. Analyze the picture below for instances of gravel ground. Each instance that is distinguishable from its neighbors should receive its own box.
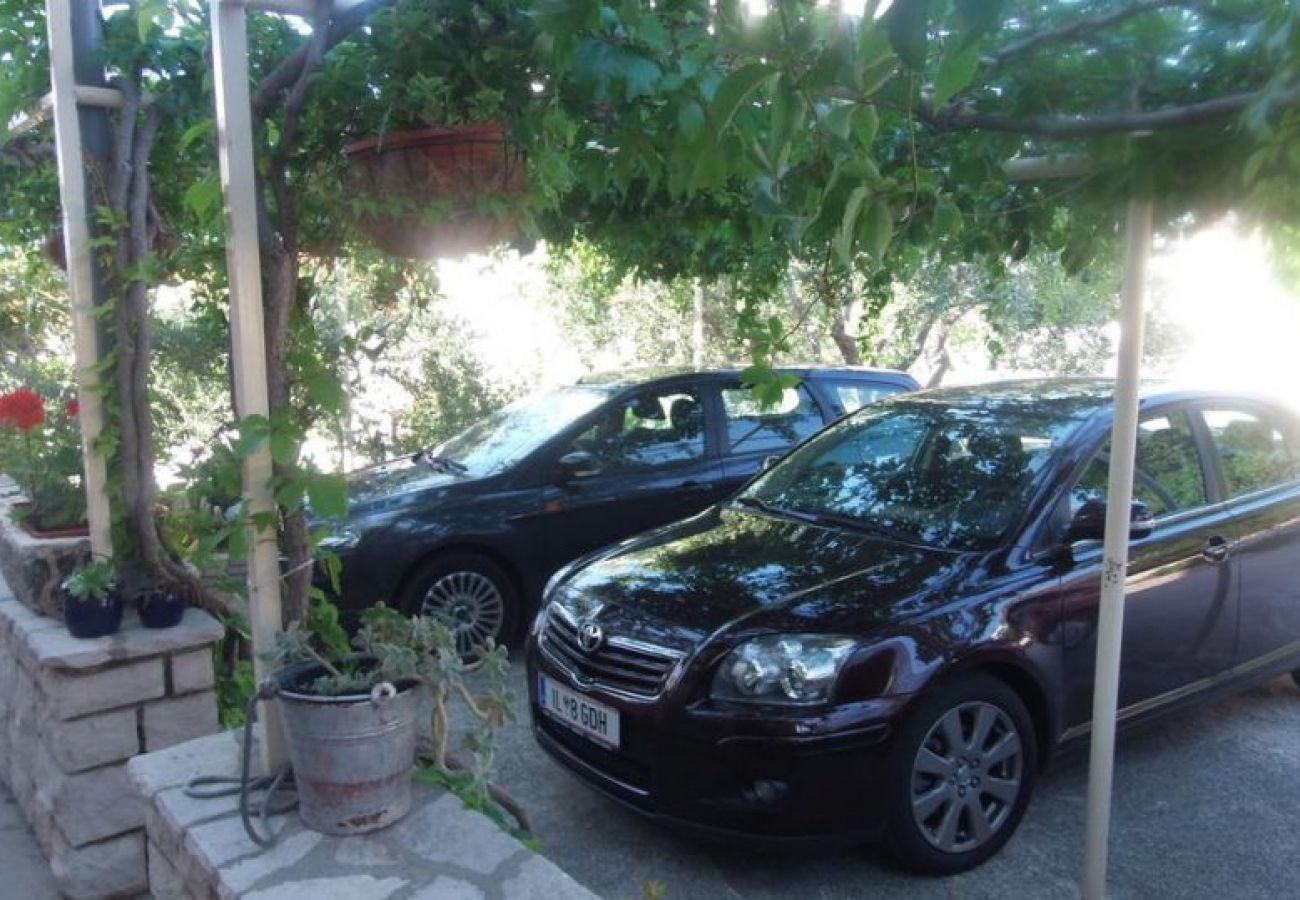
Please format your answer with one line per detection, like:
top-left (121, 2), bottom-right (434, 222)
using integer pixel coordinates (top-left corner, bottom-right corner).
top-left (478, 662), bottom-right (1300, 900)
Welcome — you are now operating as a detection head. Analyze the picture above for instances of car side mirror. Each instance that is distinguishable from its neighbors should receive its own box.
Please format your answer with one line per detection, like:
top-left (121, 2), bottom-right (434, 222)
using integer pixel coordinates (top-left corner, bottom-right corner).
top-left (1068, 498), bottom-right (1155, 543)
top-left (556, 451), bottom-right (601, 482)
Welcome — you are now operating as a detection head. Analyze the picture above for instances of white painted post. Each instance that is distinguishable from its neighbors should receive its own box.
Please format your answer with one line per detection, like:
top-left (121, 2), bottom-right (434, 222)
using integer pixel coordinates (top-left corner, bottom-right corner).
top-left (210, 0), bottom-right (287, 771)
top-left (1081, 197), bottom-right (1154, 899)
top-left (44, 0), bottom-right (113, 559)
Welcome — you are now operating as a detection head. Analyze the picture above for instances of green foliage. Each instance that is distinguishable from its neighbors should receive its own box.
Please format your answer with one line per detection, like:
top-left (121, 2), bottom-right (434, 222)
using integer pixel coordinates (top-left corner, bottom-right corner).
top-left (61, 559), bottom-right (118, 604)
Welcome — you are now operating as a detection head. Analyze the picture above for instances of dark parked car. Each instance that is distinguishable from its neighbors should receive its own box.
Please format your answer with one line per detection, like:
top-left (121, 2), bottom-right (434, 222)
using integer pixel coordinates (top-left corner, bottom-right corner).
top-left (527, 379), bottom-right (1300, 872)
top-left (318, 366), bottom-right (917, 651)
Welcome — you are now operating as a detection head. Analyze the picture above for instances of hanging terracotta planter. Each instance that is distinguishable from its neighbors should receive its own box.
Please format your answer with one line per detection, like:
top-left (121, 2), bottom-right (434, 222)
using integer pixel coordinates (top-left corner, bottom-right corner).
top-left (344, 124), bottom-right (527, 260)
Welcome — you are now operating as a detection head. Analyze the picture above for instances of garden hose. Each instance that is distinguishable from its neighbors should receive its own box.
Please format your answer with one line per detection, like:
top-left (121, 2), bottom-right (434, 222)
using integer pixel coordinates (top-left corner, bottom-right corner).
top-left (183, 680), bottom-right (297, 849)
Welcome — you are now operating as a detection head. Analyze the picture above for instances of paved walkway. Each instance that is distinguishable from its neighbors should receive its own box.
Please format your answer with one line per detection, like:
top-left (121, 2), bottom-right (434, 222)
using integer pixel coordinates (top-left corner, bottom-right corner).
top-left (492, 664), bottom-right (1300, 900)
top-left (0, 782), bottom-right (58, 899)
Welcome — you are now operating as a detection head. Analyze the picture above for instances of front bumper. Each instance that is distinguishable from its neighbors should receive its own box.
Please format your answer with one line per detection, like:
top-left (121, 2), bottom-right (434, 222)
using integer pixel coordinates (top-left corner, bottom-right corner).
top-left (526, 635), bottom-right (913, 847)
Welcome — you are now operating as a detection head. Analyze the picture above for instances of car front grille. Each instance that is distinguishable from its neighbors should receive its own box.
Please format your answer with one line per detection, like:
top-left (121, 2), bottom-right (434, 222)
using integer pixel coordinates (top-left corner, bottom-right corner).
top-left (540, 603), bottom-right (685, 698)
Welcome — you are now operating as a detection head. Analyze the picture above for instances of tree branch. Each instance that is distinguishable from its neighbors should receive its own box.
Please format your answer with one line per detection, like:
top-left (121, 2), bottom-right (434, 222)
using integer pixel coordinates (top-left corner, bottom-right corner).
top-left (251, 0), bottom-right (394, 121)
top-left (921, 83), bottom-right (1300, 138)
top-left (984, 1), bottom-right (1211, 69)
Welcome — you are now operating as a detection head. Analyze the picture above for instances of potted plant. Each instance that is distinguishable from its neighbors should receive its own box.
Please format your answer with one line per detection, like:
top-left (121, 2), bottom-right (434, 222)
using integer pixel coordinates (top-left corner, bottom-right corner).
top-left (61, 558), bottom-right (123, 639)
top-left (137, 582), bottom-right (187, 629)
top-left (0, 388), bottom-right (88, 536)
top-left (266, 603), bottom-right (522, 837)
top-left (333, 1), bottom-right (533, 259)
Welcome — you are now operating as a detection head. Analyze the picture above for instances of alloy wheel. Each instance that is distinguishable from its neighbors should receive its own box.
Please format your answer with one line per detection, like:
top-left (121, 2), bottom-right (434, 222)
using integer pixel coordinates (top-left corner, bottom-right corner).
top-left (909, 700), bottom-right (1024, 854)
top-left (420, 570), bottom-right (505, 655)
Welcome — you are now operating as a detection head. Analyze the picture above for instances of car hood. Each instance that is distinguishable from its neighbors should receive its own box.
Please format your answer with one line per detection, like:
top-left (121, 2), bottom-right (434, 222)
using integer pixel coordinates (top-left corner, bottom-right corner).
top-left (343, 456), bottom-right (460, 514)
top-left (553, 505), bottom-right (976, 650)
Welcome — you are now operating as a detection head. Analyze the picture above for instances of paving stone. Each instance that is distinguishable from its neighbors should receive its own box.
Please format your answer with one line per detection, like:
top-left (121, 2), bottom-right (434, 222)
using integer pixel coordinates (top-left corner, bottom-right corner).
top-left (408, 875), bottom-right (486, 900)
top-left (128, 728), bottom-right (249, 799)
top-left (41, 657), bottom-right (164, 720)
top-left (218, 828), bottom-right (323, 895)
top-left (501, 855), bottom-right (601, 900)
top-left (40, 706), bottom-right (139, 773)
top-left (48, 828), bottom-right (147, 900)
top-left (171, 647), bottom-right (217, 694)
top-left (389, 793), bottom-right (524, 876)
top-left (242, 874), bottom-right (408, 900)
top-left (333, 837), bottom-right (399, 867)
top-left (143, 690), bottom-right (219, 752)
top-left (156, 784), bottom-right (241, 831)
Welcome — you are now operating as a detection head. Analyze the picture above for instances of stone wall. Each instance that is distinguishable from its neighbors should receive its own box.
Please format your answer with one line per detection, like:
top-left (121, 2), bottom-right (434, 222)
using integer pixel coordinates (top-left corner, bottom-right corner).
top-left (130, 730), bottom-right (601, 900)
top-left (0, 482), bottom-right (89, 619)
top-left (0, 591), bottom-right (225, 898)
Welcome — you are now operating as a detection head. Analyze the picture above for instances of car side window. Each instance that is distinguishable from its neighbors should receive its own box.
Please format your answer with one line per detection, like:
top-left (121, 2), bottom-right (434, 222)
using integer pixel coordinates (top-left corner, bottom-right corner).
top-left (1070, 411), bottom-right (1208, 519)
top-left (721, 385), bottom-right (823, 455)
top-left (1200, 407), bottom-right (1299, 497)
top-left (565, 387), bottom-right (705, 473)
top-left (829, 381), bottom-right (904, 415)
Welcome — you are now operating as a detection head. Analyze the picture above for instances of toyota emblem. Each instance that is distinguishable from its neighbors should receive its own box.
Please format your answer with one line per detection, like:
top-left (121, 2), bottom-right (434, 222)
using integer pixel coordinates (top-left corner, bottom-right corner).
top-left (578, 621), bottom-right (605, 653)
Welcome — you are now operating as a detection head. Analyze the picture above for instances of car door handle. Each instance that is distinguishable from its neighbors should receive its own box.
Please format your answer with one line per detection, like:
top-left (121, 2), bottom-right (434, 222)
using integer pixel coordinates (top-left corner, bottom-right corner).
top-left (1202, 536), bottom-right (1231, 564)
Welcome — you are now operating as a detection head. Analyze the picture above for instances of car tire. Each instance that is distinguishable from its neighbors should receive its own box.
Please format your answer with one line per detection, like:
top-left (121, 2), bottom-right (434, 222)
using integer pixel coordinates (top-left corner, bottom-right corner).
top-left (882, 673), bottom-right (1038, 875)
top-left (398, 552), bottom-right (519, 656)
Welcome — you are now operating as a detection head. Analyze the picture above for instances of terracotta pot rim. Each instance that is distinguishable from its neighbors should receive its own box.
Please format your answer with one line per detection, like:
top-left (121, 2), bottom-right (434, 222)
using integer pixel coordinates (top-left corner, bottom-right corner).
top-left (345, 123), bottom-right (509, 158)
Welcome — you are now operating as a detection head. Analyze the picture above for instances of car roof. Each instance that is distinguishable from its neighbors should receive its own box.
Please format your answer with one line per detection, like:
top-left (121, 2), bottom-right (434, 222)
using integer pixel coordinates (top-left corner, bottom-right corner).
top-left (900, 377), bottom-right (1295, 421)
top-left (575, 364), bottom-right (917, 390)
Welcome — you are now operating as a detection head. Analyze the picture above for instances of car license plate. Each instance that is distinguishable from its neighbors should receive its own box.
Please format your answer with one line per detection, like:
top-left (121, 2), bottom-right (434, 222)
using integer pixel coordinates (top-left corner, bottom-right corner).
top-left (538, 674), bottom-right (620, 750)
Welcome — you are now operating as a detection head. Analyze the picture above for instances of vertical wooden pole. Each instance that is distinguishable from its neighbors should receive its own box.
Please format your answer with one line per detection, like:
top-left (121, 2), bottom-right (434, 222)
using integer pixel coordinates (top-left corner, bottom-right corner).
top-left (210, 0), bottom-right (286, 771)
top-left (1081, 196), bottom-right (1154, 899)
top-left (45, 0), bottom-right (113, 559)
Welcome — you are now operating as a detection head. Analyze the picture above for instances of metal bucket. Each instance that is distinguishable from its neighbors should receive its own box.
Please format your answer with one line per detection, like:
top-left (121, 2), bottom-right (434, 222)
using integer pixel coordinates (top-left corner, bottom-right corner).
top-left (274, 657), bottom-right (419, 835)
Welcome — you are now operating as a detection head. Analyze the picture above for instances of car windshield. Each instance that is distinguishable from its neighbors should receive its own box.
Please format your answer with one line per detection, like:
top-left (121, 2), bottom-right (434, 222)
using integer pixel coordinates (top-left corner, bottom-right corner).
top-left (742, 396), bottom-right (1086, 551)
top-left (429, 386), bottom-right (613, 476)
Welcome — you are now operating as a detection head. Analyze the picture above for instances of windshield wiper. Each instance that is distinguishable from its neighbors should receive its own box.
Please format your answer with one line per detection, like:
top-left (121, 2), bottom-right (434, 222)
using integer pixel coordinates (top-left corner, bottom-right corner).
top-left (415, 451), bottom-right (468, 476)
top-left (733, 497), bottom-right (919, 543)
top-left (729, 496), bottom-right (822, 525)
top-left (796, 509), bottom-right (922, 544)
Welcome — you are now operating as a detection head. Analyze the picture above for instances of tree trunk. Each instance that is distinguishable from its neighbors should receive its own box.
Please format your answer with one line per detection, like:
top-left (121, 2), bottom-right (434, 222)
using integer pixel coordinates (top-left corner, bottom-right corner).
top-left (829, 306), bottom-right (863, 365)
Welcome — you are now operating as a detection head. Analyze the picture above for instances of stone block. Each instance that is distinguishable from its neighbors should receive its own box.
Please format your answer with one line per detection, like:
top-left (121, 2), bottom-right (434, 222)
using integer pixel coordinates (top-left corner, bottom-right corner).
top-left (49, 827), bottom-right (147, 900)
top-left (41, 657), bottom-right (164, 720)
top-left (171, 647), bottom-right (216, 694)
top-left (37, 756), bottom-right (145, 847)
top-left (24, 608), bottom-right (224, 672)
top-left (41, 706), bottom-right (140, 773)
top-left (143, 690), bottom-right (219, 752)
top-left (148, 840), bottom-right (188, 900)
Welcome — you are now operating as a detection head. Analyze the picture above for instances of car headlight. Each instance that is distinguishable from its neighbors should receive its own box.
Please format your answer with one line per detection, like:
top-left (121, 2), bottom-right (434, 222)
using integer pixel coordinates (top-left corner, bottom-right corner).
top-left (317, 525), bottom-right (362, 552)
top-left (711, 635), bottom-right (857, 705)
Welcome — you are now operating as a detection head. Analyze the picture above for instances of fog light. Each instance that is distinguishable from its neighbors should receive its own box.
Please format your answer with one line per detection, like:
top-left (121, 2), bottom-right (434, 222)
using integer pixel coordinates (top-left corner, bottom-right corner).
top-left (743, 779), bottom-right (789, 807)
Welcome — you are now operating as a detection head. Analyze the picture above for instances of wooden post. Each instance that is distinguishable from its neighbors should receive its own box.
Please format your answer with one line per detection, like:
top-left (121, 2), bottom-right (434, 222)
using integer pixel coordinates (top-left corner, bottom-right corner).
top-left (1081, 197), bottom-right (1154, 899)
top-left (211, 0), bottom-right (286, 771)
top-left (44, 0), bottom-right (113, 559)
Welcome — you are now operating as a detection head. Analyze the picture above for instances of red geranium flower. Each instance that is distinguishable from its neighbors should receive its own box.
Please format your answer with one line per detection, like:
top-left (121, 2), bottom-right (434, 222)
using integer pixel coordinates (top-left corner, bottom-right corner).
top-left (65, 397), bottom-right (79, 418)
top-left (0, 389), bottom-right (45, 432)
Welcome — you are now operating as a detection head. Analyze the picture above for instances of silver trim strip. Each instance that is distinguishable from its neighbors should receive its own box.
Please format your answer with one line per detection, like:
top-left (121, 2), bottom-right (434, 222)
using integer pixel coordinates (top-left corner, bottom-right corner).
top-left (1060, 638), bottom-right (1300, 743)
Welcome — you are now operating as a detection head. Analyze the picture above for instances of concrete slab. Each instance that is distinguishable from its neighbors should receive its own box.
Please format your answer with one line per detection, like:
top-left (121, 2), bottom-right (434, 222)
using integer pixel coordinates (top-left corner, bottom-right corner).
top-left (0, 781), bottom-right (59, 900)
